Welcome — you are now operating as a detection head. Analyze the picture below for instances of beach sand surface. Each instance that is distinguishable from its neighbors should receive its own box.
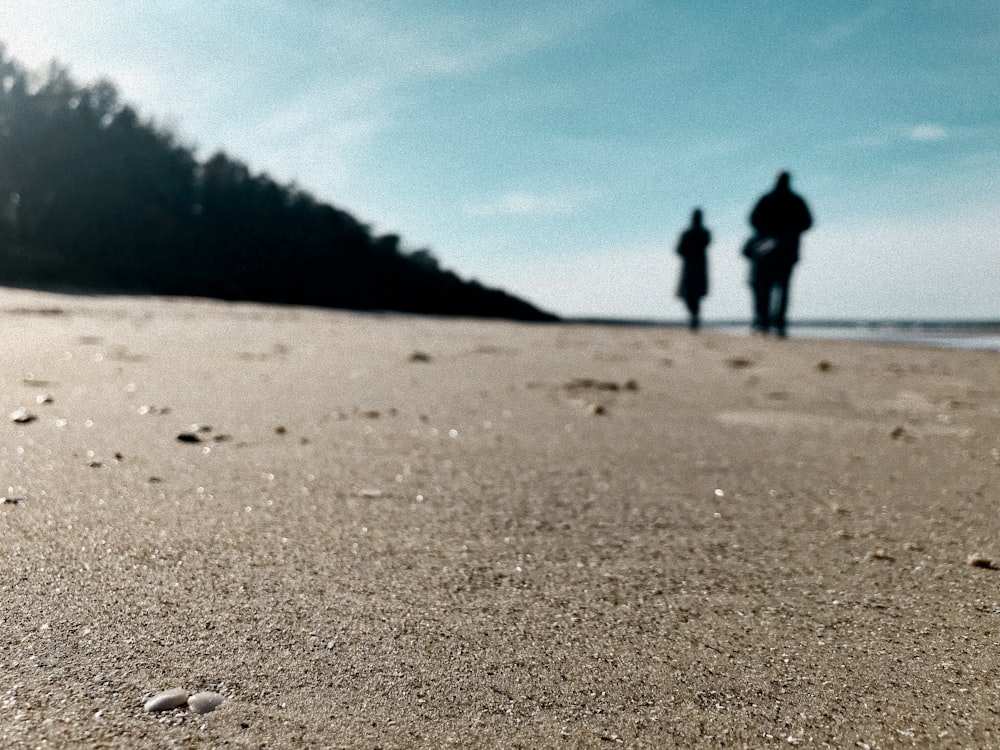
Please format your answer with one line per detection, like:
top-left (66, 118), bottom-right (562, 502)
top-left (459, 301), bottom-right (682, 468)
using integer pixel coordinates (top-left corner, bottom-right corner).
top-left (1, 289), bottom-right (999, 748)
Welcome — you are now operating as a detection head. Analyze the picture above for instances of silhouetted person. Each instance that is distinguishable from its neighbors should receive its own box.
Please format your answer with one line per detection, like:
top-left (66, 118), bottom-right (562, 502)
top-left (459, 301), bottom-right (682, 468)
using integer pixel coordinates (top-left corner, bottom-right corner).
top-left (675, 208), bottom-right (711, 330)
top-left (747, 172), bottom-right (812, 336)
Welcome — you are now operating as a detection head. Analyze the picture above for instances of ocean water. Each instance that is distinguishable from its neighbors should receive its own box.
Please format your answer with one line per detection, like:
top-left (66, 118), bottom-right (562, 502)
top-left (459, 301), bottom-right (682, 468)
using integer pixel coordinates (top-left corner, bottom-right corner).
top-left (714, 322), bottom-right (1000, 352)
top-left (576, 319), bottom-right (1000, 352)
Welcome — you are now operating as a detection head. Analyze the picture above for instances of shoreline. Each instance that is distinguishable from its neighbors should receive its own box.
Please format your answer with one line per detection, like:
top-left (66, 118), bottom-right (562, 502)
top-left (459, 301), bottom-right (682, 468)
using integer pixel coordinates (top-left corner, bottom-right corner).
top-left (571, 317), bottom-right (1000, 352)
top-left (5, 285), bottom-right (999, 351)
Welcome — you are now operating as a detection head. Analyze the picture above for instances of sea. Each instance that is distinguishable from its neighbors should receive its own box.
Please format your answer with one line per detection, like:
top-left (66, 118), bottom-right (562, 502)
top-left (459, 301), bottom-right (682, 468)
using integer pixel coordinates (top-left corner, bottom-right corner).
top-left (576, 320), bottom-right (1000, 353)
top-left (723, 322), bottom-right (1000, 352)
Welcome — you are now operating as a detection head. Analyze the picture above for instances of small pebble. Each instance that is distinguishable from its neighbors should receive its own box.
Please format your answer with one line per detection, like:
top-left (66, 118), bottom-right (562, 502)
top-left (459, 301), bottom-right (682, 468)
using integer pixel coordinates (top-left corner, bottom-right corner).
top-left (187, 691), bottom-right (225, 714)
top-left (866, 549), bottom-right (894, 562)
top-left (144, 688), bottom-right (189, 712)
top-left (138, 405), bottom-right (171, 416)
top-left (9, 408), bottom-right (37, 424)
top-left (967, 554), bottom-right (996, 569)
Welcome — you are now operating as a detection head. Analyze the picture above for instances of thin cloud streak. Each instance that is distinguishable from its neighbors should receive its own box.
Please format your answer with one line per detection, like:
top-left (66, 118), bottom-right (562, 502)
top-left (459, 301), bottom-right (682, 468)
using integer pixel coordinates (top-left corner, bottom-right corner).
top-left (809, 2), bottom-right (892, 50)
top-left (839, 122), bottom-right (957, 150)
top-left (908, 123), bottom-right (948, 142)
top-left (464, 189), bottom-right (598, 218)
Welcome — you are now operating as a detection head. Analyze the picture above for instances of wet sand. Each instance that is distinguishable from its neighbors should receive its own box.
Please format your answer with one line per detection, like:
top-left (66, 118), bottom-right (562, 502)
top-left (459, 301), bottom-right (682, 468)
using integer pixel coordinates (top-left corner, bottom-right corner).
top-left (1, 289), bottom-right (999, 748)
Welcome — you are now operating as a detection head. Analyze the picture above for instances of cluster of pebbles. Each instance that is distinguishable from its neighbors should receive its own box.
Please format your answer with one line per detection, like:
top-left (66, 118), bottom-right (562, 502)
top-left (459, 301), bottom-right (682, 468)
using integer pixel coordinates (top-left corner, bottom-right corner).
top-left (143, 688), bottom-right (225, 714)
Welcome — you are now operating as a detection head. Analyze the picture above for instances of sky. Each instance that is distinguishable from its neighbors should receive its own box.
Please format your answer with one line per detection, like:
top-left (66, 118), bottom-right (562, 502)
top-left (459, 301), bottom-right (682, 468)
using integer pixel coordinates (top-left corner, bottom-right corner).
top-left (1, 1), bottom-right (998, 321)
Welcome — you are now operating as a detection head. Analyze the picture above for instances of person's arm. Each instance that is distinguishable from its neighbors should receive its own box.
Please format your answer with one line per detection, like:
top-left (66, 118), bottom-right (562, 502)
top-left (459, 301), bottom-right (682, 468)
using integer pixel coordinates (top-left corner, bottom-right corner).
top-left (799, 199), bottom-right (813, 233)
top-left (676, 231), bottom-right (690, 258)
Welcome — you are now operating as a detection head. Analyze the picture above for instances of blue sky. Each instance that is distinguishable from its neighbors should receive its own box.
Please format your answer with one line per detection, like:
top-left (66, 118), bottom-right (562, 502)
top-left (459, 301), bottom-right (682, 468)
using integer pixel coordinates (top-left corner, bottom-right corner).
top-left (2, 1), bottom-right (998, 320)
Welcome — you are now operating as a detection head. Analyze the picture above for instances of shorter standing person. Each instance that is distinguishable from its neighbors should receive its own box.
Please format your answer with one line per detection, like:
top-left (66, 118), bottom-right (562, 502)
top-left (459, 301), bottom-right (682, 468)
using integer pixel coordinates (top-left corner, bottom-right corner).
top-left (746, 172), bottom-right (812, 336)
top-left (675, 208), bottom-right (711, 331)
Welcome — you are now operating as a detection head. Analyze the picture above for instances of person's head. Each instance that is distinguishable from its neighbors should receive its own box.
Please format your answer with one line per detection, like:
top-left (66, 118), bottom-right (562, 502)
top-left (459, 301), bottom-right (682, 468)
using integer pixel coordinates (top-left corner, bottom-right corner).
top-left (776, 171), bottom-right (792, 190)
top-left (691, 208), bottom-right (703, 226)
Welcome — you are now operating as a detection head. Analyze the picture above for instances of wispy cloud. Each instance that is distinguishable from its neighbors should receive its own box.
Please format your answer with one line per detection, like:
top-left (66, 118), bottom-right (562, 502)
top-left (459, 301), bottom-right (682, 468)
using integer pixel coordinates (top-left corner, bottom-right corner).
top-left (908, 123), bottom-right (948, 142)
top-left (464, 188), bottom-right (597, 218)
top-left (842, 122), bottom-right (953, 150)
top-left (810, 3), bottom-right (892, 50)
top-left (0, 3), bottom-right (615, 142)
top-left (298, 2), bottom-right (617, 88)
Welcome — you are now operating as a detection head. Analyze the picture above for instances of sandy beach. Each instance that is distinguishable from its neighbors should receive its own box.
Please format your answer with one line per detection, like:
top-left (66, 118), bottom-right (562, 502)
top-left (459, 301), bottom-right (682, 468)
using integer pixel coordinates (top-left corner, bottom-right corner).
top-left (1, 288), bottom-right (999, 748)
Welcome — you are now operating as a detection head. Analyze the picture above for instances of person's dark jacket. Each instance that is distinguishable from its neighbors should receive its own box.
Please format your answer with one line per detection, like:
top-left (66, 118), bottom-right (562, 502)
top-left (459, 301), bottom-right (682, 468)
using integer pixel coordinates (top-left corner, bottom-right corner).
top-left (676, 225), bottom-right (710, 300)
top-left (750, 185), bottom-right (812, 266)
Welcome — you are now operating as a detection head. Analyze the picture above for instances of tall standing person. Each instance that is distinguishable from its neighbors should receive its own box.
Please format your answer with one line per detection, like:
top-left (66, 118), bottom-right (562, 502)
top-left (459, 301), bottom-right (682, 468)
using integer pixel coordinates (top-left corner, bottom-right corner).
top-left (747, 172), bottom-right (812, 336)
top-left (675, 208), bottom-right (711, 331)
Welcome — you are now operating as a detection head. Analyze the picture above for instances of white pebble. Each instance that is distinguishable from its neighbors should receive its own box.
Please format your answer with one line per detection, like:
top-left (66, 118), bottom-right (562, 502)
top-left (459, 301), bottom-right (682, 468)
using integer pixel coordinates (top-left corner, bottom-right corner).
top-left (144, 688), bottom-right (188, 712)
top-left (9, 408), bottom-right (37, 424)
top-left (187, 691), bottom-right (225, 714)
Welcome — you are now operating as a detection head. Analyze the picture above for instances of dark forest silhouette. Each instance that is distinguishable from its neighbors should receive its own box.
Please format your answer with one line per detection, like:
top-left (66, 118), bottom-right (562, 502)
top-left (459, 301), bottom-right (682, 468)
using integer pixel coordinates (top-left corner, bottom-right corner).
top-left (0, 46), bottom-right (556, 321)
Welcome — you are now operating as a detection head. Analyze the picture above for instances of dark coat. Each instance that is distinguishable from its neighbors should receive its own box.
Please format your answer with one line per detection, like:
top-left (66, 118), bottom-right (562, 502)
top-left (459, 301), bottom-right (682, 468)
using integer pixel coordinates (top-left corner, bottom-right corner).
top-left (676, 225), bottom-right (710, 300)
top-left (750, 186), bottom-right (812, 267)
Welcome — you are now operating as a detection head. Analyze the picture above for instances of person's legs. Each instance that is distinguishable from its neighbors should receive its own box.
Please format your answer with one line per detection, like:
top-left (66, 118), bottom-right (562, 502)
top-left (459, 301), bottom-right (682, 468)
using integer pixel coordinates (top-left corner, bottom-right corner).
top-left (772, 265), bottom-right (794, 336)
top-left (752, 263), bottom-right (773, 332)
top-left (686, 297), bottom-right (701, 330)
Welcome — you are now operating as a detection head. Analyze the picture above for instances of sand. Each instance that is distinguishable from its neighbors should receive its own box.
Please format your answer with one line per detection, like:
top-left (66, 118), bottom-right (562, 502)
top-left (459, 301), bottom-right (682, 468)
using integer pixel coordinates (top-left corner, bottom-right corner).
top-left (1, 288), bottom-right (999, 748)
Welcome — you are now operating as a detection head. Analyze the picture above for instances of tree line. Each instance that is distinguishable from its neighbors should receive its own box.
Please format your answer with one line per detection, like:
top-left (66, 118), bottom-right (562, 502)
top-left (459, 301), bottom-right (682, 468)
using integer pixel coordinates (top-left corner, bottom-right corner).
top-left (0, 45), bottom-right (555, 321)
